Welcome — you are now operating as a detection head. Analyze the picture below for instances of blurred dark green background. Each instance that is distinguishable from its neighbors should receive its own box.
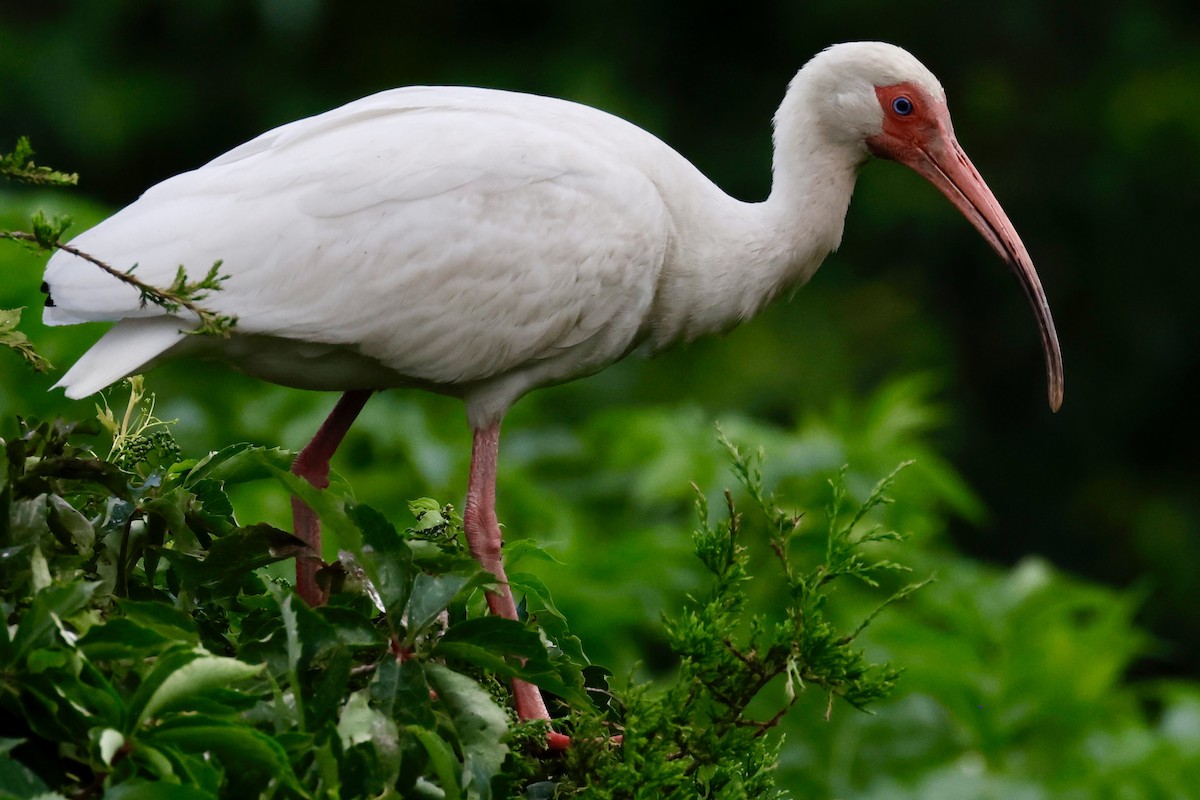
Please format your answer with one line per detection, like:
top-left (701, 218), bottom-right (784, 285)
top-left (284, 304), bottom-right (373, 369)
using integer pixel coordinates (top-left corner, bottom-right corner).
top-left (2, 1), bottom-right (1199, 794)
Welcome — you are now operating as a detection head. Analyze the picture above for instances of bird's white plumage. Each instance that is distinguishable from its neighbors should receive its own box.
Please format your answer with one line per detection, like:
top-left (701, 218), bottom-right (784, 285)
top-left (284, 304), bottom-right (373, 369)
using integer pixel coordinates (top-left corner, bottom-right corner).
top-left (43, 42), bottom-right (937, 425)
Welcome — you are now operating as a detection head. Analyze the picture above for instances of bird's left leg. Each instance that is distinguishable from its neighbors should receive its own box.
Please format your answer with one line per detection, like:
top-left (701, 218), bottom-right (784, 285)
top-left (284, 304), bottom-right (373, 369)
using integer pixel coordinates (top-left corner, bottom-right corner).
top-left (464, 421), bottom-right (570, 751)
top-left (291, 389), bottom-right (373, 607)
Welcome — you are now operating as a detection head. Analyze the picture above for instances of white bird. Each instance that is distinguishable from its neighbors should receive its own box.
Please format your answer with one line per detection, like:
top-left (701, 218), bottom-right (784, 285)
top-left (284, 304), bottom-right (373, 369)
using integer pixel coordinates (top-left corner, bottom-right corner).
top-left (42, 42), bottom-right (1063, 747)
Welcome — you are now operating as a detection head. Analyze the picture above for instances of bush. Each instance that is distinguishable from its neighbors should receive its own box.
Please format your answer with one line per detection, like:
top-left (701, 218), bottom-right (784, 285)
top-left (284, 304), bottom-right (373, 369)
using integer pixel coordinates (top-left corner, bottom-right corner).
top-left (0, 383), bottom-right (922, 799)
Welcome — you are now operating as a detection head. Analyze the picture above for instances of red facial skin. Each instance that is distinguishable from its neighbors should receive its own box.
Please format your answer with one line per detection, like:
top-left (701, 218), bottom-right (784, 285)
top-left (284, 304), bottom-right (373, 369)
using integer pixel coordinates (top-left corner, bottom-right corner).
top-left (866, 82), bottom-right (1064, 412)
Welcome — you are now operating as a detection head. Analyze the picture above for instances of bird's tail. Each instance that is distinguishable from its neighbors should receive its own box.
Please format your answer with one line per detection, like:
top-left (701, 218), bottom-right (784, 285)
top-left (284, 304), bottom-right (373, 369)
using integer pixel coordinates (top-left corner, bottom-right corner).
top-left (53, 317), bottom-right (191, 399)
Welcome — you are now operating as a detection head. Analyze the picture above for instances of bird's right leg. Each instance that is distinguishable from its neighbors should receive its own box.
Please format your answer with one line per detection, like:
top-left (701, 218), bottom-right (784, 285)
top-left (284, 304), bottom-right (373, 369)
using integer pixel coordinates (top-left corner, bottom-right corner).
top-left (290, 389), bottom-right (373, 607)
top-left (464, 421), bottom-right (570, 750)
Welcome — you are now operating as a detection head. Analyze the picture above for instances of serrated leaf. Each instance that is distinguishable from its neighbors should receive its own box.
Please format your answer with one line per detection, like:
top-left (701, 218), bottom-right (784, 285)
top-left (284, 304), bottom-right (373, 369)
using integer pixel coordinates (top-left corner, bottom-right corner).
top-left (139, 488), bottom-right (194, 544)
top-left (165, 524), bottom-right (301, 590)
top-left (507, 572), bottom-right (567, 623)
top-left (318, 606), bottom-right (386, 649)
top-left (308, 646), bottom-right (353, 727)
top-left (504, 538), bottom-right (565, 567)
top-left (183, 443), bottom-right (295, 486)
top-left (407, 573), bottom-right (472, 635)
top-left (188, 478), bottom-right (235, 528)
top-left (433, 618), bottom-right (589, 708)
top-left (277, 591), bottom-right (303, 680)
top-left (371, 658), bottom-right (435, 728)
top-left (352, 504), bottom-right (415, 617)
top-left (263, 465), bottom-right (361, 552)
top-left (26, 648), bottom-right (68, 673)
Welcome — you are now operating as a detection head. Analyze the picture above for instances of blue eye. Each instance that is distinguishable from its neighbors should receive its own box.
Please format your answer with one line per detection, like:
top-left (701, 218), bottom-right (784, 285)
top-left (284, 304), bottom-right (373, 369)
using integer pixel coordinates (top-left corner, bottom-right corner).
top-left (892, 96), bottom-right (914, 116)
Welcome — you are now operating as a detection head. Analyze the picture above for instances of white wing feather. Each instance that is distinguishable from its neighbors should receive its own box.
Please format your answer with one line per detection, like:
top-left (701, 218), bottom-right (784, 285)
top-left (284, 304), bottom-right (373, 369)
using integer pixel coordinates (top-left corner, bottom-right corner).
top-left (53, 317), bottom-right (192, 399)
top-left (44, 88), bottom-right (677, 406)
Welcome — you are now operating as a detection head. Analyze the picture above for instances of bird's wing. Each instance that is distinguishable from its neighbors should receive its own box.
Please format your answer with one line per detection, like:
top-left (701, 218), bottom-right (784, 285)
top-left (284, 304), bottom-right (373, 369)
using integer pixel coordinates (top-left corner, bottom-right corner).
top-left (43, 87), bottom-right (675, 388)
top-left (53, 317), bottom-right (192, 398)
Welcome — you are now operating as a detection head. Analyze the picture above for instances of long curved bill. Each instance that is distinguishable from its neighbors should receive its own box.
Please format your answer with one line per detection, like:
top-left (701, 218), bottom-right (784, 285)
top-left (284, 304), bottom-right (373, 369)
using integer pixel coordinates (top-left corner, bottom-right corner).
top-left (907, 137), bottom-right (1065, 412)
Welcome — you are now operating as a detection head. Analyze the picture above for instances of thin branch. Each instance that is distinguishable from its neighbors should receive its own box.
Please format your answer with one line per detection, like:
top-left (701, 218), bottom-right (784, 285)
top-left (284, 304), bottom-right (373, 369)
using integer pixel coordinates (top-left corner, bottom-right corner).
top-left (2, 230), bottom-right (236, 336)
top-left (0, 137), bottom-right (78, 186)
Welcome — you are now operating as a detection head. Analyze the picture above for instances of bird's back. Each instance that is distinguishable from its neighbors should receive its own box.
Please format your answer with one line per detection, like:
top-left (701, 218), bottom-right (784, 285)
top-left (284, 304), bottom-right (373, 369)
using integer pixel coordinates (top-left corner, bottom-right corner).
top-left (45, 87), bottom-right (692, 404)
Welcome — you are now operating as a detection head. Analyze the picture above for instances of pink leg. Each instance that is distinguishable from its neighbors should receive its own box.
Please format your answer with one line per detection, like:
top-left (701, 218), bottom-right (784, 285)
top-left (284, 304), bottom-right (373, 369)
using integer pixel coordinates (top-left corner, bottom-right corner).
top-left (291, 389), bottom-right (373, 607)
top-left (464, 422), bottom-right (570, 750)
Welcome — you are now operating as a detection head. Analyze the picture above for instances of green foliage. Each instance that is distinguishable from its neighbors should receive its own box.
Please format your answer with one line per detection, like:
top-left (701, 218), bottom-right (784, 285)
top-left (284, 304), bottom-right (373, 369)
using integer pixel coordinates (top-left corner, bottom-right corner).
top-left (150, 263), bottom-right (237, 337)
top-left (0, 137), bottom-right (78, 187)
top-left (0, 139), bottom-right (236, 371)
top-left (532, 432), bottom-right (923, 799)
top-left (0, 373), bottom-right (1196, 798)
top-left (0, 384), bottom-right (923, 799)
top-left (96, 376), bottom-right (182, 474)
top-left (799, 555), bottom-right (1200, 799)
top-left (0, 308), bottom-right (50, 373)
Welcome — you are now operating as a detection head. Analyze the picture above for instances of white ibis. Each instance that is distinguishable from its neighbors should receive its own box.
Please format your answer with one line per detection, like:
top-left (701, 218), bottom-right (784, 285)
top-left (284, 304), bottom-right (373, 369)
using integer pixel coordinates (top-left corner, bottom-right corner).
top-left (41, 42), bottom-right (1063, 744)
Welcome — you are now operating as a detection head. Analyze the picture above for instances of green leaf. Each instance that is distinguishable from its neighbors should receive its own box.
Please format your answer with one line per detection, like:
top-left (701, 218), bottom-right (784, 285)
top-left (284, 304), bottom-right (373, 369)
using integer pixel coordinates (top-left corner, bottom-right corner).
top-left (263, 465), bottom-right (361, 551)
top-left (0, 753), bottom-right (53, 799)
top-left (406, 726), bottom-right (463, 800)
top-left (8, 581), bottom-right (99, 663)
top-left (46, 494), bottom-right (93, 550)
top-left (115, 599), bottom-right (199, 644)
top-left (308, 646), bottom-right (353, 727)
top-left (509, 572), bottom-right (590, 666)
top-left (318, 606), bottom-right (386, 650)
top-left (100, 776), bottom-right (217, 799)
top-left (0, 308), bottom-right (51, 372)
top-left (135, 652), bottom-right (262, 725)
top-left (434, 618), bottom-right (590, 708)
top-left (9, 663), bottom-right (124, 742)
top-left (18, 455), bottom-right (131, 499)
top-left (78, 618), bottom-right (171, 661)
top-left (165, 523), bottom-right (301, 590)
top-left (139, 488), bottom-right (194, 544)
top-left (504, 538), bottom-right (565, 567)
top-left (352, 504), bottom-right (415, 617)
top-left (186, 478), bottom-right (235, 530)
top-left (142, 717), bottom-right (301, 796)
top-left (337, 690), bottom-right (396, 748)
top-left (407, 573), bottom-right (472, 634)
top-left (371, 658), bottom-right (435, 728)
top-left (426, 664), bottom-right (508, 800)
top-left (183, 443), bottom-right (295, 487)
top-left (26, 648), bottom-right (68, 672)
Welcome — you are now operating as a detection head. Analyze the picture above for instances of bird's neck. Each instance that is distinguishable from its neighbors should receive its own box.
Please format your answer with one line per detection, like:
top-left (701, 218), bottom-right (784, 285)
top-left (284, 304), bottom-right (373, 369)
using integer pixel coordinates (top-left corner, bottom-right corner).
top-left (647, 97), bottom-right (865, 348)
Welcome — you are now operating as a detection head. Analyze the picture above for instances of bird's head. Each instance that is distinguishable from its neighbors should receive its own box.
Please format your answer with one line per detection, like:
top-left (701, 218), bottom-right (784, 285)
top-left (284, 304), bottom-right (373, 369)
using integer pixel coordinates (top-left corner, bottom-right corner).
top-left (786, 42), bottom-right (1064, 412)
